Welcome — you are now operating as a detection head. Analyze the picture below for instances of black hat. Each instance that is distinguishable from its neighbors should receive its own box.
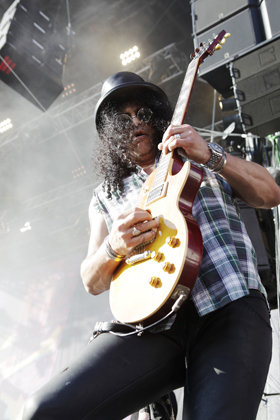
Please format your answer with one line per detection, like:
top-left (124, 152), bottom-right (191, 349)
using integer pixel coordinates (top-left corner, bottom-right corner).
top-left (94, 71), bottom-right (172, 131)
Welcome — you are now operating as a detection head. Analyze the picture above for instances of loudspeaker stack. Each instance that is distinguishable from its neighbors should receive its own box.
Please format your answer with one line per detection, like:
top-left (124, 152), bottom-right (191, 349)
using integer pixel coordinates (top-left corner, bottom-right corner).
top-left (192, 0), bottom-right (280, 137)
top-left (0, 0), bottom-right (67, 110)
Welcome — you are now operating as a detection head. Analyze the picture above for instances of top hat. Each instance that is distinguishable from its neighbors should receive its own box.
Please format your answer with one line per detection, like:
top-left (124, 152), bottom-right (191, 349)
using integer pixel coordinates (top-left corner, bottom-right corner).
top-left (94, 71), bottom-right (172, 131)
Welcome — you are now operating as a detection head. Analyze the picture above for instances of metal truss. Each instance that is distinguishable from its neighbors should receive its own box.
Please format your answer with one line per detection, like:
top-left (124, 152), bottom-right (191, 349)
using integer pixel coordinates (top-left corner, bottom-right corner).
top-left (0, 81), bottom-right (103, 161)
top-left (134, 43), bottom-right (188, 85)
top-left (0, 176), bottom-right (100, 272)
top-left (0, 176), bottom-right (99, 238)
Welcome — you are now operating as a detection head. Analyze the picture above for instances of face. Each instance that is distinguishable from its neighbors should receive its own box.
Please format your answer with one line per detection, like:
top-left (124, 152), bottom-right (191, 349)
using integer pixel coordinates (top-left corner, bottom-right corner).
top-left (118, 103), bottom-right (158, 167)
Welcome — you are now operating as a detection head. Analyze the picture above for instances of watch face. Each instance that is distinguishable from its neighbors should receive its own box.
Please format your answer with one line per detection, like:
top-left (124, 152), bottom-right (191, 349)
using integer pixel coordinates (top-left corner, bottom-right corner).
top-left (210, 143), bottom-right (223, 153)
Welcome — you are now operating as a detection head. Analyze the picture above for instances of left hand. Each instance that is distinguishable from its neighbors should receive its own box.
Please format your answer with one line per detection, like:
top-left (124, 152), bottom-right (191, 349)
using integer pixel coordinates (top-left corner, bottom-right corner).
top-left (158, 124), bottom-right (211, 165)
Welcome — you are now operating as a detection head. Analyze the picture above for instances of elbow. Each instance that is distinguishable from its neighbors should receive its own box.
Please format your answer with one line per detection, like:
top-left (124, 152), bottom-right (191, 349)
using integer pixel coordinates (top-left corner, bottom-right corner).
top-left (80, 262), bottom-right (96, 296)
top-left (81, 275), bottom-right (103, 296)
top-left (263, 187), bottom-right (280, 209)
top-left (80, 263), bottom-right (108, 296)
top-left (83, 282), bottom-right (101, 296)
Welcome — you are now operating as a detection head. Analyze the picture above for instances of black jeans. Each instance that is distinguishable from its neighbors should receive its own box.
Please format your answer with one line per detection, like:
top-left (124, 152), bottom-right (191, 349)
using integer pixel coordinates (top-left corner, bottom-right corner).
top-left (23, 290), bottom-right (272, 420)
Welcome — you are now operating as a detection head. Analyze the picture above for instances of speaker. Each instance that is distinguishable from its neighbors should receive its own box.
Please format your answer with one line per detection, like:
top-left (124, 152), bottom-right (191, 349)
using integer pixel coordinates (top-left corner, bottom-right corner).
top-left (198, 8), bottom-right (265, 77)
top-left (193, 0), bottom-right (259, 34)
top-left (260, 0), bottom-right (280, 38)
top-left (233, 37), bottom-right (280, 83)
top-left (238, 201), bottom-right (270, 271)
top-left (241, 90), bottom-right (280, 137)
top-left (238, 200), bottom-right (277, 307)
top-left (0, 0), bottom-right (67, 110)
top-left (233, 38), bottom-right (280, 136)
top-left (236, 64), bottom-right (280, 104)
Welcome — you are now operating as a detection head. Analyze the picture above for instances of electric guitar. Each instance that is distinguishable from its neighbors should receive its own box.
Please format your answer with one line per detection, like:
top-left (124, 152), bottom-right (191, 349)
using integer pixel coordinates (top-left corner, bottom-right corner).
top-left (110, 30), bottom-right (230, 325)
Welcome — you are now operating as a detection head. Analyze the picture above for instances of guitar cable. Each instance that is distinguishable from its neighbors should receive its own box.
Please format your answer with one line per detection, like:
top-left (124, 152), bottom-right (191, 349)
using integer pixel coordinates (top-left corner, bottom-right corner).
top-left (108, 292), bottom-right (188, 337)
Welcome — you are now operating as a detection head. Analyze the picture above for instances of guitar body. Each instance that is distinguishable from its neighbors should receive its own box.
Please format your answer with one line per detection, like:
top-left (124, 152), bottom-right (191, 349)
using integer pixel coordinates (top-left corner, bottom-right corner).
top-left (110, 153), bottom-right (204, 325)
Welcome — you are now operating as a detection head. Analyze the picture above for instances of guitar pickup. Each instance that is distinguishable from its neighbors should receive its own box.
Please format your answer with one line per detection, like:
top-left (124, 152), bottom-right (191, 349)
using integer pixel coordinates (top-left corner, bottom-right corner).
top-left (125, 250), bottom-right (152, 265)
top-left (146, 182), bottom-right (168, 205)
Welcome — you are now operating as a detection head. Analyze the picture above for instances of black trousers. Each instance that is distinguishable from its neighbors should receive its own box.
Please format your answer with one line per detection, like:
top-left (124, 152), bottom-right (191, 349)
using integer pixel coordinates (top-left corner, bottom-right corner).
top-left (22, 290), bottom-right (272, 420)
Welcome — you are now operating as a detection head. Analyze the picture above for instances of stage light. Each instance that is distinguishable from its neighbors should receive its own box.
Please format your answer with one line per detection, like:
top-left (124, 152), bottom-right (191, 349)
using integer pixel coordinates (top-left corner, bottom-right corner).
top-left (219, 98), bottom-right (238, 112)
top-left (0, 118), bottom-right (13, 133)
top-left (20, 222), bottom-right (31, 233)
top-left (62, 83), bottom-right (76, 98)
top-left (72, 166), bottom-right (86, 179)
top-left (120, 46), bottom-right (140, 66)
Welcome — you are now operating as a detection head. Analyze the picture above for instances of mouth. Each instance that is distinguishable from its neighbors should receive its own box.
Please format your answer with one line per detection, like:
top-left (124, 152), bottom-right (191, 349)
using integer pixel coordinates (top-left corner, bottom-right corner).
top-left (132, 129), bottom-right (147, 142)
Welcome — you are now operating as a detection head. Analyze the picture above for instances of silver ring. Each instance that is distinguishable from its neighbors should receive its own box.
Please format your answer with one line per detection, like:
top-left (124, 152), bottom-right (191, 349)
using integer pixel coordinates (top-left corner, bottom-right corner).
top-left (174, 133), bottom-right (181, 139)
top-left (132, 227), bottom-right (141, 236)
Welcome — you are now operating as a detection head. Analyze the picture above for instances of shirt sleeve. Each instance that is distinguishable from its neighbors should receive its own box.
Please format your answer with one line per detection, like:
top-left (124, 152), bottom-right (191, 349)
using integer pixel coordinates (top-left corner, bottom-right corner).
top-left (91, 190), bottom-right (104, 215)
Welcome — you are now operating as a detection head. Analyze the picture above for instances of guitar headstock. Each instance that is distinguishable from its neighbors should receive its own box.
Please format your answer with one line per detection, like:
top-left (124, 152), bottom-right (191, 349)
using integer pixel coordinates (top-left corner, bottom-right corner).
top-left (190, 30), bottom-right (231, 65)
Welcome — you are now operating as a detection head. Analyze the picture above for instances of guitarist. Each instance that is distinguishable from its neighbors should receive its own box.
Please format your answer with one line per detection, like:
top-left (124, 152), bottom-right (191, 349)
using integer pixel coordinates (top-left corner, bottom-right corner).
top-left (23, 72), bottom-right (280, 420)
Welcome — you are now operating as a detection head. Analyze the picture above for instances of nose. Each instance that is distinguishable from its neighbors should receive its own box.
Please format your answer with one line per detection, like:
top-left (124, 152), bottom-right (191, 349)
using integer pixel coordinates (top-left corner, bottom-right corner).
top-left (131, 115), bottom-right (141, 126)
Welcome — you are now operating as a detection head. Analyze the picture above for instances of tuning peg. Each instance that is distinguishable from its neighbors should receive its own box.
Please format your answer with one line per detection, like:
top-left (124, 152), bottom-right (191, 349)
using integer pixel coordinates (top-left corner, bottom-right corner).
top-left (224, 33), bottom-right (231, 38)
top-left (215, 44), bottom-right (222, 50)
top-left (190, 52), bottom-right (196, 60)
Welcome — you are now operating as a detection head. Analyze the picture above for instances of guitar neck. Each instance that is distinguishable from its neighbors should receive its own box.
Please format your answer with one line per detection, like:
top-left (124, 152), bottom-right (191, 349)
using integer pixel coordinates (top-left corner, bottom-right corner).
top-left (154, 58), bottom-right (200, 185)
top-left (171, 58), bottom-right (200, 126)
top-left (151, 30), bottom-right (228, 190)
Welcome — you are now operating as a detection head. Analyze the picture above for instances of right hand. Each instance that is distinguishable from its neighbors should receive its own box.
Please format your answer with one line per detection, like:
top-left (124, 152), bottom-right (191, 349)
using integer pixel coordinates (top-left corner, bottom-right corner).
top-left (108, 207), bottom-right (159, 256)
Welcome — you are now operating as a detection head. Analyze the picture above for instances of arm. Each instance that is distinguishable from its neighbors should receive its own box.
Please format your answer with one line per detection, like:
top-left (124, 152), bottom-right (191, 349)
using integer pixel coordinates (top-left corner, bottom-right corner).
top-left (80, 198), bottom-right (159, 295)
top-left (158, 124), bottom-right (280, 209)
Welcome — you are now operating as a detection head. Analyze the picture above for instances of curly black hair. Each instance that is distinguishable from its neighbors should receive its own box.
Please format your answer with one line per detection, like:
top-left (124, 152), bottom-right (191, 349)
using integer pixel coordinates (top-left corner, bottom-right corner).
top-left (92, 92), bottom-right (172, 199)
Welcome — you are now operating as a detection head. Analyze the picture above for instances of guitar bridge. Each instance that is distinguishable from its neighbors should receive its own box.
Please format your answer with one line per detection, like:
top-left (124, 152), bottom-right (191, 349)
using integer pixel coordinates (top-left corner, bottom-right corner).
top-left (126, 250), bottom-right (152, 265)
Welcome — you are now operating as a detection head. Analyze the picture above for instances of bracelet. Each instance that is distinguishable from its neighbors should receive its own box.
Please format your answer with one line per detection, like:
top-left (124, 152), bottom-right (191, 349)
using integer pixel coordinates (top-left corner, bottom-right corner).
top-left (103, 235), bottom-right (125, 262)
top-left (211, 152), bottom-right (227, 174)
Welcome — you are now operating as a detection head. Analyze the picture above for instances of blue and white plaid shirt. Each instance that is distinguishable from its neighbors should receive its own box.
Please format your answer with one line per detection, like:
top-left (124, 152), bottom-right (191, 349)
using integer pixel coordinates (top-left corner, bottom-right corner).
top-left (92, 165), bottom-right (266, 318)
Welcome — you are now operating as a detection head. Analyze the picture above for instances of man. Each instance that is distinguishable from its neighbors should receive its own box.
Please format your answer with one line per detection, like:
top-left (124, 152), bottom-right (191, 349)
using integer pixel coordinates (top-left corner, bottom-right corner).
top-left (23, 71), bottom-right (280, 420)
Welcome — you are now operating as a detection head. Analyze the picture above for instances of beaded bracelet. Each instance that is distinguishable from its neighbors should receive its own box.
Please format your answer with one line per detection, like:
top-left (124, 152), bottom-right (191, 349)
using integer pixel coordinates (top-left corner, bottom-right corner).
top-left (103, 235), bottom-right (125, 262)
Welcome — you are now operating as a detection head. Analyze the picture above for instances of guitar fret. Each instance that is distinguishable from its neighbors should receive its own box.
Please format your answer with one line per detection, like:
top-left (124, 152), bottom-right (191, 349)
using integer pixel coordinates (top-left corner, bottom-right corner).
top-left (150, 53), bottom-right (201, 192)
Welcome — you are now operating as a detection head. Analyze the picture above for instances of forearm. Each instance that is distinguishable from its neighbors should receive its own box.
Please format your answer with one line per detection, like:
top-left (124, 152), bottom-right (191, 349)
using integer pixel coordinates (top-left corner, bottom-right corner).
top-left (221, 153), bottom-right (280, 209)
top-left (80, 245), bottom-right (119, 295)
top-left (159, 124), bottom-right (280, 210)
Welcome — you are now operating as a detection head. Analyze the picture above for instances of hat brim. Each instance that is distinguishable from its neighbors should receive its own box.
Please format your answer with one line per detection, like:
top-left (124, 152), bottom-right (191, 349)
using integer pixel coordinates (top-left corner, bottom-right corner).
top-left (94, 81), bottom-right (172, 131)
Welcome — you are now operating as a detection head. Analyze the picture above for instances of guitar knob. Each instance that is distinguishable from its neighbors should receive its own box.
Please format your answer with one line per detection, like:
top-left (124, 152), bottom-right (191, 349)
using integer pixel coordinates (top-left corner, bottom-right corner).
top-left (151, 251), bottom-right (163, 262)
top-left (161, 262), bottom-right (175, 273)
top-left (165, 236), bottom-right (179, 248)
top-left (149, 277), bottom-right (161, 288)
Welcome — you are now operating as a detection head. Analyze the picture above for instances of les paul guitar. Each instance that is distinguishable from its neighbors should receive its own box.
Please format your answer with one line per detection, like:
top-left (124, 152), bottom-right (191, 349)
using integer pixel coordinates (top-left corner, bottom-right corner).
top-left (110, 30), bottom-right (230, 326)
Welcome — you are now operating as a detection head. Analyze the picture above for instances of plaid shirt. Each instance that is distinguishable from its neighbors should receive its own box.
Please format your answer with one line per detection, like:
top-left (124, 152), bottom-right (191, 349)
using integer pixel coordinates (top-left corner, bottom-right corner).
top-left (92, 165), bottom-right (266, 318)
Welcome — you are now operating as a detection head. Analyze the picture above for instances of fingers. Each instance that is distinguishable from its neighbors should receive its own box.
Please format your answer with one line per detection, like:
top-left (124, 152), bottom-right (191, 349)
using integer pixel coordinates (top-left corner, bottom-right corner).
top-left (109, 208), bottom-right (159, 256)
top-left (123, 207), bottom-right (154, 229)
top-left (159, 124), bottom-right (191, 155)
top-left (158, 124), bottom-right (210, 164)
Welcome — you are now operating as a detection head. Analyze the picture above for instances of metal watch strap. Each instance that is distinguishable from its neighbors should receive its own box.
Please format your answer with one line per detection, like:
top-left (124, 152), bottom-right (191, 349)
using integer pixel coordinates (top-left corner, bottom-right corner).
top-left (206, 143), bottom-right (222, 169)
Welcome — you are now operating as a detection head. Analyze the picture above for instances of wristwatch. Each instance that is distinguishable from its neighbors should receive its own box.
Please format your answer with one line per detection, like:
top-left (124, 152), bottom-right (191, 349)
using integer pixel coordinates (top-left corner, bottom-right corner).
top-left (203, 143), bottom-right (226, 173)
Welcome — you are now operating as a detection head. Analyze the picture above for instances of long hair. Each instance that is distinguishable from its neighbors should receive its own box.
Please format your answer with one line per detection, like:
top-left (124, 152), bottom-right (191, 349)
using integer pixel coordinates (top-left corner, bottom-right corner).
top-left (92, 93), bottom-right (172, 199)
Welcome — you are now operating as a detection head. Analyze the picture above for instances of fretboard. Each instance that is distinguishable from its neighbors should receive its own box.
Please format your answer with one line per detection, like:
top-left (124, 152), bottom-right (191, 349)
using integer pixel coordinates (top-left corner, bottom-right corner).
top-left (146, 58), bottom-right (200, 204)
